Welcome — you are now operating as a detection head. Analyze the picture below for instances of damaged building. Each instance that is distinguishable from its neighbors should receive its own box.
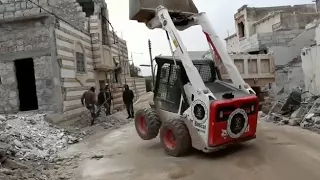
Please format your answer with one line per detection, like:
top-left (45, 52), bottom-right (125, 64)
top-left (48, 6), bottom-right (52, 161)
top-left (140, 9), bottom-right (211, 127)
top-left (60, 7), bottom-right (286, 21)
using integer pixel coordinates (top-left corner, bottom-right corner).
top-left (224, 3), bottom-right (320, 98)
top-left (0, 0), bottom-right (143, 123)
top-left (225, 4), bottom-right (320, 54)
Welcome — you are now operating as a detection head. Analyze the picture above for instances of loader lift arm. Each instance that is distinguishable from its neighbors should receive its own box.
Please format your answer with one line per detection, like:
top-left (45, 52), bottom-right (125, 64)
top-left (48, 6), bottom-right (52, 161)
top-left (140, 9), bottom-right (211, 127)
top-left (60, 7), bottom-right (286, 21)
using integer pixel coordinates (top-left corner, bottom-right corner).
top-left (146, 6), bottom-right (255, 95)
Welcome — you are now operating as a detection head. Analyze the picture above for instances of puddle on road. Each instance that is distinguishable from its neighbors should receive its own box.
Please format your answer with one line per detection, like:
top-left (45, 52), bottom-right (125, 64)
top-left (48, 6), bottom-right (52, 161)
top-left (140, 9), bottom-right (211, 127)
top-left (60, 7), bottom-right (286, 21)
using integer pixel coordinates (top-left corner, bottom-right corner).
top-left (81, 158), bottom-right (133, 178)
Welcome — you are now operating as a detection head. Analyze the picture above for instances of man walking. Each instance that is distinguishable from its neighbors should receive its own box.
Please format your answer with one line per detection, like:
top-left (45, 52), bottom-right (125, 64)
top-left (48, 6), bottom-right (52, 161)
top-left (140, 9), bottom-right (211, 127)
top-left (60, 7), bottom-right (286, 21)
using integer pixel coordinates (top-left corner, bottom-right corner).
top-left (122, 84), bottom-right (134, 119)
top-left (81, 87), bottom-right (97, 126)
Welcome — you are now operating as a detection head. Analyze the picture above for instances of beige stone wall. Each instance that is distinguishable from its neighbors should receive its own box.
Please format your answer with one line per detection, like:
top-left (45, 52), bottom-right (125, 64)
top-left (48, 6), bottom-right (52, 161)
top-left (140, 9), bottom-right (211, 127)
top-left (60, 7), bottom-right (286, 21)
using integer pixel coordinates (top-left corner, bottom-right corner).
top-left (112, 77), bottom-right (147, 111)
top-left (55, 20), bottom-right (96, 122)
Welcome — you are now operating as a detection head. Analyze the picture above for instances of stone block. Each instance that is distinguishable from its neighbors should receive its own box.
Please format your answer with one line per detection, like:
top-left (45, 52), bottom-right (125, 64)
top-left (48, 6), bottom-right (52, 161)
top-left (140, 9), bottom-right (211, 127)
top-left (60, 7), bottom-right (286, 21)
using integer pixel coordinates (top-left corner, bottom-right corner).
top-left (15, 0), bottom-right (23, 2)
top-left (9, 99), bottom-right (17, 106)
top-left (3, 12), bottom-right (14, 18)
top-left (20, 1), bottom-right (26, 9)
top-left (14, 10), bottom-right (23, 17)
top-left (5, 4), bottom-right (15, 12)
top-left (9, 91), bottom-right (16, 98)
top-left (22, 9), bottom-right (31, 16)
top-left (39, 0), bottom-right (47, 6)
top-left (0, 14), bottom-right (3, 19)
top-left (24, 44), bottom-right (32, 50)
top-left (1, 0), bottom-right (9, 4)
top-left (8, 0), bottom-right (15, 3)
top-left (15, 2), bottom-right (21, 10)
top-left (30, 7), bottom-right (40, 15)
top-left (4, 76), bottom-right (15, 84)
top-left (0, 5), bottom-right (5, 13)
top-left (17, 45), bottom-right (24, 51)
top-left (26, 2), bottom-right (33, 8)
top-left (16, 39), bottom-right (24, 46)
top-left (76, 6), bottom-right (82, 12)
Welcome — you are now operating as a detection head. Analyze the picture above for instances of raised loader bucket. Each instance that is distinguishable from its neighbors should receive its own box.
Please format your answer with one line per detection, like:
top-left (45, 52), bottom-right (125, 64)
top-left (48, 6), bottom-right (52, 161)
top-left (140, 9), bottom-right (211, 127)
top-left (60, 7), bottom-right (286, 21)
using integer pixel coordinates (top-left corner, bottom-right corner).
top-left (129, 0), bottom-right (198, 23)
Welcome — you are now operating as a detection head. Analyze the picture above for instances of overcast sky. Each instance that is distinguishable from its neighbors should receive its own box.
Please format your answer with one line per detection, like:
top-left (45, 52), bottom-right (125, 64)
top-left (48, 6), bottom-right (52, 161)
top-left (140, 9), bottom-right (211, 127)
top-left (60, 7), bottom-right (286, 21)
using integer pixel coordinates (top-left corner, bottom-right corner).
top-left (106, 0), bottom-right (314, 76)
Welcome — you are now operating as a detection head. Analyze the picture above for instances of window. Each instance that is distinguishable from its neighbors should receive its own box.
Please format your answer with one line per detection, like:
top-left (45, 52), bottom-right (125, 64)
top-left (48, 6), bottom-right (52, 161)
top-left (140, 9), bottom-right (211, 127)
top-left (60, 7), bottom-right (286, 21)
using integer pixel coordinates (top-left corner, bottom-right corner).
top-left (156, 63), bottom-right (181, 113)
top-left (157, 63), bottom-right (181, 103)
top-left (76, 0), bottom-right (94, 17)
top-left (238, 21), bottom-right (245, 38)
top-left (194, 64), bottom-right (215, 83)
top-left (75, 42), bottom-right (86, 74)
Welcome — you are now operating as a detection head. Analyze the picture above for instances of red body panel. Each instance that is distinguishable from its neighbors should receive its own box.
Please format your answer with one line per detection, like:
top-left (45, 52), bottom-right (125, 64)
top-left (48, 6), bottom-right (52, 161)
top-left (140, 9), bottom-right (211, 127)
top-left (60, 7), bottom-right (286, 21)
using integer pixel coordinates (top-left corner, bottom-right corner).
top-left (208, 95), bottom-right (259, 147)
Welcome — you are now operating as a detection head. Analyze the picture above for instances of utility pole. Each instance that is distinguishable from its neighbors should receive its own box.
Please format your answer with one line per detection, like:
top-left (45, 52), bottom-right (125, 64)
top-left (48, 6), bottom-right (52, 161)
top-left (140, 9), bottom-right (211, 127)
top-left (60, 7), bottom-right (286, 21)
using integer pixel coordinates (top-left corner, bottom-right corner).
top-left (131, 53), bottom-right (139, 101)
top-left (148, 39), bottom-right (155, 85)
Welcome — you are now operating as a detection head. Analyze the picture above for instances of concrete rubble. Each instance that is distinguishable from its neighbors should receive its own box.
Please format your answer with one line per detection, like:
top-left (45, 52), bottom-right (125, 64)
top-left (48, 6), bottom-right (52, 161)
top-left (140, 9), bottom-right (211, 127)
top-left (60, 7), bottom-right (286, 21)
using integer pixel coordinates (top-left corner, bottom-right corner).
top-left (0, 110), bottom-right (134, 180)
top-left (261, 89), bottom-right (320, 134)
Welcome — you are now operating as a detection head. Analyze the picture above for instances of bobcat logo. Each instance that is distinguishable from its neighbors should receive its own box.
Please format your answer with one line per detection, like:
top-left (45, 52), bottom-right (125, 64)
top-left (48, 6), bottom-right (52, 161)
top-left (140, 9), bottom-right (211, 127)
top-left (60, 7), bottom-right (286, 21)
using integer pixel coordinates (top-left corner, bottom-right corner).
top-left (191, 100), bottom-right (208, 124)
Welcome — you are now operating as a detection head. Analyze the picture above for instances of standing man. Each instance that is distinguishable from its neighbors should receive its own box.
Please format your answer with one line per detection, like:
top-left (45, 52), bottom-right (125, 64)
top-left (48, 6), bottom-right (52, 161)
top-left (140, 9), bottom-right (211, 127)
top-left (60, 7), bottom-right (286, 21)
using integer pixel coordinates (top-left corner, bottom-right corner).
top-left (105, 84), bottom-right (113, 115)
top-left (122, 84), bottom-right (134, 119)
top-left (81, 87), bottom-right (97, 126)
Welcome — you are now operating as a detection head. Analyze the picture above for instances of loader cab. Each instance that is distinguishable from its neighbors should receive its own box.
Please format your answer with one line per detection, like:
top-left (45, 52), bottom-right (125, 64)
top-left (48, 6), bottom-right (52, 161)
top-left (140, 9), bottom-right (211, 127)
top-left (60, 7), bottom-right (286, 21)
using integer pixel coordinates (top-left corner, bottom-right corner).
top-left (153, 56), bottom-right (217, 114)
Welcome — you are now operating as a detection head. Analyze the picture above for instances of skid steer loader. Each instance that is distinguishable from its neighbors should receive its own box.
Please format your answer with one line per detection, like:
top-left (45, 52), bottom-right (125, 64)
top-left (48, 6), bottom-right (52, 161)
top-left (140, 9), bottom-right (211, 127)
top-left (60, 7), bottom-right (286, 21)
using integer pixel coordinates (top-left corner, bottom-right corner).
top-left (130, 0), bottom-right (259, 156)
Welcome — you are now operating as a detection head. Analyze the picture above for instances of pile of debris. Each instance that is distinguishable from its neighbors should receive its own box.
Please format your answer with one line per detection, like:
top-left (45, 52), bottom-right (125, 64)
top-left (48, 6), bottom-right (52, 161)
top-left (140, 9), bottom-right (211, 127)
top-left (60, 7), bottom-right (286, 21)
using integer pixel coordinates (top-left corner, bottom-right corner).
top-left (0, 113), bottom-right (83, 163)
top-left (0, 109), bottom-right (135, 179)
top-left (261, 89), bottom-right (320, 133)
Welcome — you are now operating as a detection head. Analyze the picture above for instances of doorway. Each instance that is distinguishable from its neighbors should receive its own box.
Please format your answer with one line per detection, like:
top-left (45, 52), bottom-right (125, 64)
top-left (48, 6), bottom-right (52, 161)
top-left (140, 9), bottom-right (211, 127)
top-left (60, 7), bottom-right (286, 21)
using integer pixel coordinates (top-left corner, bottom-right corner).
top-left (14, 58), bottom-right (38, 111)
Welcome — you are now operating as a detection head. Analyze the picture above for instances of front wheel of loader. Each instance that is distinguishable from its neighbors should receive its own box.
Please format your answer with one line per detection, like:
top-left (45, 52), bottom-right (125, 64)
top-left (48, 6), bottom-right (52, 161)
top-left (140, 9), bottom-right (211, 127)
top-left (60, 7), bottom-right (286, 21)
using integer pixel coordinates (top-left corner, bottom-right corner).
top-left (135, 108), bottom-right (161, 140)
top-left (160, 119), bottom-right (191, 157)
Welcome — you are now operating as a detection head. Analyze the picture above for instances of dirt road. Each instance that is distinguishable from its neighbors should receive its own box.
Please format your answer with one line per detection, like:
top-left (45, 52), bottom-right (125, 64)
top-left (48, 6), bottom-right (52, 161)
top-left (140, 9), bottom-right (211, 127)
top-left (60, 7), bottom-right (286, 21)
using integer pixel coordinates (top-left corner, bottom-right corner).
top-left (59, 96), bottom-right (320, 180)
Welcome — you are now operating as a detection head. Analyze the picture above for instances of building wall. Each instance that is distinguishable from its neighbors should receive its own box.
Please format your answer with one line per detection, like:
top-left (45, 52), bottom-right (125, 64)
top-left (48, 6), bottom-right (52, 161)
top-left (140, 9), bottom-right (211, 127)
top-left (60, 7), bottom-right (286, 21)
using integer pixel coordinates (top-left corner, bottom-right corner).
top-left (301, 23), bottom-right (320, 95)
top-left (255, 13), bottom-right (281, 33)
top-left (0, 0), bottom-right (88, 30)
top-left (0, 15), bottom-right (63, 113)
top-left (280, 13), bottom-right (320, 30)
top-left (225, 34), bottom-right (240, 53)
top-left (238, 34), bottom-right (260, 52)
top-left (228, 4), bottom-right (318, 53)
top-left (55, 19), bottom-right (97, 122)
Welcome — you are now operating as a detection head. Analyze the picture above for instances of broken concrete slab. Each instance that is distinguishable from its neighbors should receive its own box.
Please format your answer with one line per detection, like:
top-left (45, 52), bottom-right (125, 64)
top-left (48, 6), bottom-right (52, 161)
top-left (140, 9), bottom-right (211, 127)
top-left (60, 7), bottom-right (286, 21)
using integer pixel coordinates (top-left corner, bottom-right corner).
top-left (289, 118), bottom-right (302, 126)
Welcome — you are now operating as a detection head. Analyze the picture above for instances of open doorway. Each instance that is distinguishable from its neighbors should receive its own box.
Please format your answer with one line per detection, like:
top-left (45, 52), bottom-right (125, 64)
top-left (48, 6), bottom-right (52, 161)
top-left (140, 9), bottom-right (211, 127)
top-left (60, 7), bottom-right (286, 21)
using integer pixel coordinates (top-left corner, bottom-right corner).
top-left (14, 58), bottom-right (38, 111)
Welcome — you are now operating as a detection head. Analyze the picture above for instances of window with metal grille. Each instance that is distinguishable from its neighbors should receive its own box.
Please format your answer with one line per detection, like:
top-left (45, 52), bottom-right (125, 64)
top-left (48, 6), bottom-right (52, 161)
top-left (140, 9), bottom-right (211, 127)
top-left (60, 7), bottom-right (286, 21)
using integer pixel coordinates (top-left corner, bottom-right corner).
top-left (194, 64), bottom-right (214, 83)
top-left (76, 52), bottom-right (86, 74)
top-left (157, 63), bottom-right (181, 103)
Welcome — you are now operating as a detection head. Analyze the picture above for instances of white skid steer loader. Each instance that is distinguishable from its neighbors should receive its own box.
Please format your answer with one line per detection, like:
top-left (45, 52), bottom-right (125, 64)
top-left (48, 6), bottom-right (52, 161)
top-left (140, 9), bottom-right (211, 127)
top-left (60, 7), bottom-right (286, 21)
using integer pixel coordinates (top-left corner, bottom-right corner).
top-left (130, 0), bottom-right (259, 157)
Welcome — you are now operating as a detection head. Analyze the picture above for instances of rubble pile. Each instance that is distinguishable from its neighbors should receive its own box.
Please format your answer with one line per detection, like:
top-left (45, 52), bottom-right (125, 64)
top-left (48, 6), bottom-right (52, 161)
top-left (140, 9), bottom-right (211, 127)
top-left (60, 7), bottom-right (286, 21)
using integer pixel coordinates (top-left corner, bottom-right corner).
top-left (261, 89), bottom-right (320, 134)
top-left (0, 113), bottom-right (82, 163)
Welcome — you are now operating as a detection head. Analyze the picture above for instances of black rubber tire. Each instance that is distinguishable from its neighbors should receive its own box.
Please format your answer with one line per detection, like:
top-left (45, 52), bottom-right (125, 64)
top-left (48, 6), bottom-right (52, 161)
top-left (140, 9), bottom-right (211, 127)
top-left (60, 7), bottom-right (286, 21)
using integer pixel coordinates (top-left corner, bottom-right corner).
top-left (160, 119), bottom-right (191, 157)
top-left (134, 108), bottom-right (161, 140)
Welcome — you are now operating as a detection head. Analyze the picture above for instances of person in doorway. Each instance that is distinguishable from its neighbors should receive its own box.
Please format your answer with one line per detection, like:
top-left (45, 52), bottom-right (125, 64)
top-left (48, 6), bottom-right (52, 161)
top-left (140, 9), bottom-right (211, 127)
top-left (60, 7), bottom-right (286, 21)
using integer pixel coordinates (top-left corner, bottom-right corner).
top-left (81, 87), bottom-right (97, 126)
top-left (122, 84), bottom-right (134, 119)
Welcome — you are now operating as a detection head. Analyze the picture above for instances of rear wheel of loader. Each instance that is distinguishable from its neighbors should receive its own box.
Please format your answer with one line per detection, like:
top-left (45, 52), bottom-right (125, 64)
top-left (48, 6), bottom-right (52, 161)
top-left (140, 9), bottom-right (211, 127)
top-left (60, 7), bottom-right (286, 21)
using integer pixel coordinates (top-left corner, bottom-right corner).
top-left (134, 108), bottom-right (161, 140)
top-left (160, 119), bottom-right (191, 157)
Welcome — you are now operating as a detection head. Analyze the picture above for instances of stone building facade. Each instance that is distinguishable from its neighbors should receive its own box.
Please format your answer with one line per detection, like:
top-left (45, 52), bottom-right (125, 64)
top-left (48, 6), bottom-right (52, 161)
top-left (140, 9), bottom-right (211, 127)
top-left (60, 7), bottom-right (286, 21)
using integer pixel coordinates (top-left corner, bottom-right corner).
top-left (0, 0), bottom-right (134, 123)
top-left (225, 4), bottom-right (320, 53)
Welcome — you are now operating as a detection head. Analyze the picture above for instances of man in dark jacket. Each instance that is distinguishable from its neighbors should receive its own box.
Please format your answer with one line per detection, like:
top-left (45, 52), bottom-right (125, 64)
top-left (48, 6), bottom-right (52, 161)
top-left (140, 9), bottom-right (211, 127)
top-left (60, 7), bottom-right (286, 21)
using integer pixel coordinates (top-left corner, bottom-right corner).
top-left (122, 84), bottom-right (134, 119)
top-left (105, 85), bottom-right (113, 115)
top-left (81, 87), bottom-right (97, 126)
top-left (98, 85), bottom-right (113, 116)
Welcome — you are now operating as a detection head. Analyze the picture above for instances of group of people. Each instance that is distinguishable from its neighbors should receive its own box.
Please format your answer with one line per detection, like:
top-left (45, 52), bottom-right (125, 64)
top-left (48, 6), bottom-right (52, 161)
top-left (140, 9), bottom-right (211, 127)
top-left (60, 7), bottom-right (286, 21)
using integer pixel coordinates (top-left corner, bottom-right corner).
top-left (80, 84), bottom-right (135, 126)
